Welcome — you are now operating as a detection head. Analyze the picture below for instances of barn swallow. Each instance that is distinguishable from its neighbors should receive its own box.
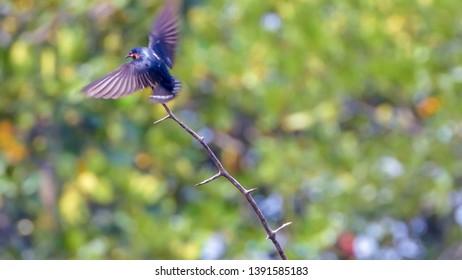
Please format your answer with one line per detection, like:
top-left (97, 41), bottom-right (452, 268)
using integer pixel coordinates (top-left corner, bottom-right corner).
top-left (82, 2), bottom-right (181, 103)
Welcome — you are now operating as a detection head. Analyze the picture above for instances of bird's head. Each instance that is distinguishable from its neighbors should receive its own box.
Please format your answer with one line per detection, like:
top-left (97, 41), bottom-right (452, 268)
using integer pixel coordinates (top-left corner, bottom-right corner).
top-left (126, 48), bottom-right (142, 60)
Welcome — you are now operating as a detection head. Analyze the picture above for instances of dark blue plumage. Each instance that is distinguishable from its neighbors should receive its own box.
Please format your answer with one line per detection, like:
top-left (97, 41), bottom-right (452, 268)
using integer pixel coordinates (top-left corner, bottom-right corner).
top-left (82, 2), bottom-right (181, 103)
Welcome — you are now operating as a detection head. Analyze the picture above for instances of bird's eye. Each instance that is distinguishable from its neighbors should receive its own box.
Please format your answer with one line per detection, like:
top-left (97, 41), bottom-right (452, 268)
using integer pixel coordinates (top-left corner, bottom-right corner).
top-left (133, 53), bottom-right (139, 59)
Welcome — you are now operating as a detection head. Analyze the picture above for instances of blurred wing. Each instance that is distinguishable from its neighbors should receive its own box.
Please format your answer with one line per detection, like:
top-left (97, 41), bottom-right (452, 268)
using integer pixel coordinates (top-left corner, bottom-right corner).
top-left (81, 62), bottom-right (157, 99)
top-left (148, 2), bottom-right (180, 69)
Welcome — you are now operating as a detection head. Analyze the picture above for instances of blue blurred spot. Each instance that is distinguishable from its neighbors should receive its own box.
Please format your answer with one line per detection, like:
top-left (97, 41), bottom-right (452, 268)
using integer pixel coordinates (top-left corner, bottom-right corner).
top-left (201, 232), bottom-right (226, 260)
top-left (410, 217), bottom-right (427, 236)
top-left (353, 234), bottom-right (378, 259)
top-left (397, 238), bottom-right (422, 258)
top-left (454, 205), bottom-right (462, 226)
top-left (260, 193), bottom-right (284, 221)
top-left (261, 13), bottom-right (282, 32)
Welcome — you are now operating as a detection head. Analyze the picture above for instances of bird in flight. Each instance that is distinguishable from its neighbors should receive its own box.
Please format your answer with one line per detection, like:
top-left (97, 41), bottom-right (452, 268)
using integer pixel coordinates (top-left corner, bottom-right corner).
top-left (82, 2), bottom-right (181, 103)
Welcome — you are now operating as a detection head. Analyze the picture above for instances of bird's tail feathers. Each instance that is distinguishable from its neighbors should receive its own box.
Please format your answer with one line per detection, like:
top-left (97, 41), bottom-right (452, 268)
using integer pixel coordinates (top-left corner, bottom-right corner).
top-left (171, 76), bottom-right (181, 95)
top-left (149, 76), bottom-right (181, 103)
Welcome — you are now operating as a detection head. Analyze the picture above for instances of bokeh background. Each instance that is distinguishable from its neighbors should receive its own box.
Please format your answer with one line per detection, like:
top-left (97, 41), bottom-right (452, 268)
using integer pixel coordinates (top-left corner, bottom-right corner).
top-left (1, 0), bottom-right (462, 259)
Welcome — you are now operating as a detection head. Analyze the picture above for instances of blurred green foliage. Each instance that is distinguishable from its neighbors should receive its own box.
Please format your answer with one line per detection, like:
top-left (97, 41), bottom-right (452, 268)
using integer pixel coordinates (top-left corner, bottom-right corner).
top-left (1, 0), bottom-right (462, 259)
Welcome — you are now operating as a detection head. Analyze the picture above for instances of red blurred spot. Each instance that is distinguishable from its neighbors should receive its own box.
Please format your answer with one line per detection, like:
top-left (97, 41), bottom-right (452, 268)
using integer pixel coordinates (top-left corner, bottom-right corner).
top-left (337, 232), bottom-right (356, 259)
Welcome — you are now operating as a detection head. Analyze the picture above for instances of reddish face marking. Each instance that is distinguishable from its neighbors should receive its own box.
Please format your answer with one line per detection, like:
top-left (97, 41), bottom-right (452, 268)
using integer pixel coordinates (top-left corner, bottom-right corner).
top-left (126, 52), bottom-right (140, 60)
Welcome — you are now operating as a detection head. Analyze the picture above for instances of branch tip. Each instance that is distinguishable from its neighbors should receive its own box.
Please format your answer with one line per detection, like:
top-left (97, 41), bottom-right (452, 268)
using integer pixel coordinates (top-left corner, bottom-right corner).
top-left (194, 172), bottom-right (222, 187)
top-left (274, 222), bottom-right (292, 234)
top-left (153, 115), bottom-right (170, 125)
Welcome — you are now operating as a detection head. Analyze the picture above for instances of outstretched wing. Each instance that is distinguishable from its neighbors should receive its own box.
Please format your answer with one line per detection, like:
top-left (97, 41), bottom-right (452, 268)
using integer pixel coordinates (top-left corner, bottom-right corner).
top-left (81, 61), bottom-right (157, 99)
top-left (148, 2), bottom-right (180, 69)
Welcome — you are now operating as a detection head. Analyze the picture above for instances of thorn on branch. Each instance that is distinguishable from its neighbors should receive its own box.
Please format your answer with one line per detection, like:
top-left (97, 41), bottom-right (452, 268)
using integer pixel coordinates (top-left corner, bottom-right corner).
top-left (274, 222), bottom-right (292, 234)
top-left (245, 188), bottom-right (258, 195)
top-left (194, 172), bottom-right (222, 187)
top-left (267, 222), bottom-right (292, 240)
top-left (153, 115), bottom-right (171, 125)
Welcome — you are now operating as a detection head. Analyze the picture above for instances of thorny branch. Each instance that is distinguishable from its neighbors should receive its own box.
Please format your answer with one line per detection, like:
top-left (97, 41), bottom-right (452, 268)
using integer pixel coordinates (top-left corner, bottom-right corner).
top-left (154, 103), bottom-right (291, 260)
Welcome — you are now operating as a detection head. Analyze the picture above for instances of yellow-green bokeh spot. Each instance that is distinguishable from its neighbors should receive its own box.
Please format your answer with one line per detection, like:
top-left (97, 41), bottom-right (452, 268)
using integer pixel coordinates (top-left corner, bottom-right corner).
top-left (10, 40), bottom-right (34, 75)
top-left (59, 183), bottom-right (89, 226)
top-left (128, 173), bottom-right (166, 204)
top-left (77, 172), bottom-right (114, 204)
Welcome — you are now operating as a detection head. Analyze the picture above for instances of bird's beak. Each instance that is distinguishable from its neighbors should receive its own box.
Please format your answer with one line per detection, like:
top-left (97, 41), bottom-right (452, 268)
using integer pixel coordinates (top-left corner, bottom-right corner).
top-left (125, 54), bottom-right (132, 58)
